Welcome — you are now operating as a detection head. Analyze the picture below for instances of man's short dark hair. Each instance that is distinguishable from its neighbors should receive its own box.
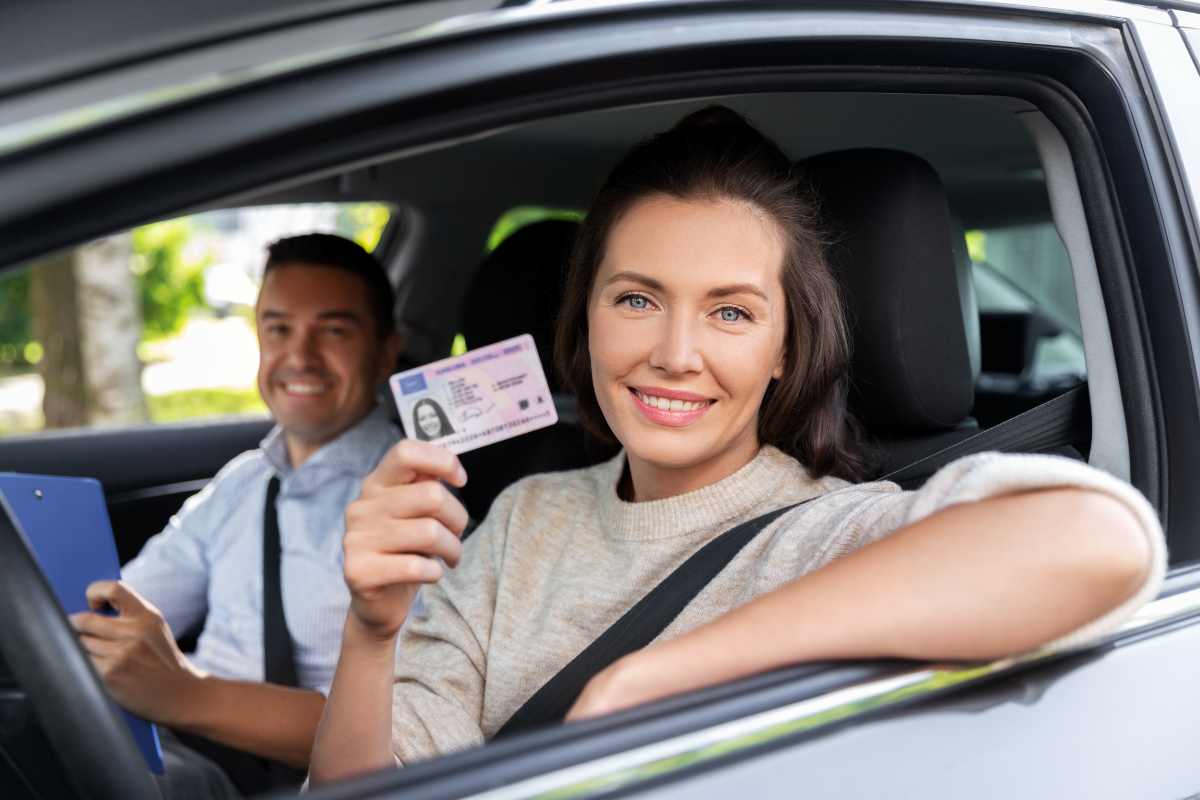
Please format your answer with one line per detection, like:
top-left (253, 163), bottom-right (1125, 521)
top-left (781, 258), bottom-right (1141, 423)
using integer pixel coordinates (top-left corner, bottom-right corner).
top-left (264, 233), bottom-right (395, 338)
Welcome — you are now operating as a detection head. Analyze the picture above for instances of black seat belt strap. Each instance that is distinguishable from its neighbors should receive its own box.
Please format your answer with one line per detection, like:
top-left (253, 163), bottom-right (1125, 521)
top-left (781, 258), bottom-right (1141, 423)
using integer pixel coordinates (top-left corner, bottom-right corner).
top-left (263, 475), bottom-right (299, 689)
top-left (883, 384), bottom-right (1089, 486)
top-left (493, 500), bottom-right (808, 739)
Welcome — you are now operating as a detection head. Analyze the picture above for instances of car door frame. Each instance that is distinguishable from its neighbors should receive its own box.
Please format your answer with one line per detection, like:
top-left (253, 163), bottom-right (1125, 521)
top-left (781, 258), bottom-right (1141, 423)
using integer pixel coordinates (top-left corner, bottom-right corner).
top-left (2, 1), bottom-right (1200, 798)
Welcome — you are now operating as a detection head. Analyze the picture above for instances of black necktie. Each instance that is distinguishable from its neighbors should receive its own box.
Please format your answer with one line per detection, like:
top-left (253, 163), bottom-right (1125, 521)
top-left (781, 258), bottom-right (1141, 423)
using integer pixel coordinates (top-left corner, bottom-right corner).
top-left (262, 476), bottom-right (299, 688)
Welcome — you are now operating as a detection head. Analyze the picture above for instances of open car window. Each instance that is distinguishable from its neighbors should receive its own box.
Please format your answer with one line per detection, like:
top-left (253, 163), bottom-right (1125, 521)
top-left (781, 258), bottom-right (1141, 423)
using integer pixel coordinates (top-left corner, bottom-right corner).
top-left (0, 202), bottom-right (392, 438)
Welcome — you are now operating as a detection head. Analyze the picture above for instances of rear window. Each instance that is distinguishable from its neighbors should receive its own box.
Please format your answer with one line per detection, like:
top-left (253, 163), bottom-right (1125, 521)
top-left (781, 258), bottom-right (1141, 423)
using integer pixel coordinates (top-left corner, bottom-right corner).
top-left (968, 222), bottom-right (1085, 383)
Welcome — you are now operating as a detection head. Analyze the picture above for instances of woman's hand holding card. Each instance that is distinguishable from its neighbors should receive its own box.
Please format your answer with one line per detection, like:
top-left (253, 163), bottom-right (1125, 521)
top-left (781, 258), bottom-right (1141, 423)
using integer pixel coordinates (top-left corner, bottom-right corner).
top-left (342, 439), bottom-right (470, 642)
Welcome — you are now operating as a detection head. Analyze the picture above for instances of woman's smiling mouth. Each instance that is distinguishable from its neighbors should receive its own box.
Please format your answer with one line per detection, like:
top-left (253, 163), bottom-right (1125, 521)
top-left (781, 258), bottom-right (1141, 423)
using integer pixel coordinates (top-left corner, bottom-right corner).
top-left (629, 386), bottom-right (715, 427)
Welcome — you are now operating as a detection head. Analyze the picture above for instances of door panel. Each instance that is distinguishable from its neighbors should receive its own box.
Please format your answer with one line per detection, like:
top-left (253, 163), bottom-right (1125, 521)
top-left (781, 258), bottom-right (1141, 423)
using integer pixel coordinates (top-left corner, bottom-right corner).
top-left (0, 417), bottom-right (272, 562)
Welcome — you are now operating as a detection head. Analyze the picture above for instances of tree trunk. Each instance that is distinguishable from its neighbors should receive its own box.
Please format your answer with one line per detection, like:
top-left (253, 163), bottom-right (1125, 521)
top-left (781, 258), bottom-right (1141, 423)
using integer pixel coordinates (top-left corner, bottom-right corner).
top-left (30, 251), bottom-right (87, 429)
top-left (76, 234), bottom-right (148, 426)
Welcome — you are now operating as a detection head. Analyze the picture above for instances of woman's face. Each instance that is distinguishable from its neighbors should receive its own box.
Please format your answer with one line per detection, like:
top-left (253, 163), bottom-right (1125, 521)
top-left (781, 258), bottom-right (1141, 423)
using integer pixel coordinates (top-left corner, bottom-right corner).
top-left (416, 403), bottom-right (442, 438)
top-left (587, 194), bottom-right (788, 494)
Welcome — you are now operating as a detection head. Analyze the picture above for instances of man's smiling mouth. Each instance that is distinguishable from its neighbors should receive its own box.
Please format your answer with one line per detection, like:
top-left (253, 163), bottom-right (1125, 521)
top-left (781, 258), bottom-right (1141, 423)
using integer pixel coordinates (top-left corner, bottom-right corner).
top-left (282, 381), bottom-right (331, 396)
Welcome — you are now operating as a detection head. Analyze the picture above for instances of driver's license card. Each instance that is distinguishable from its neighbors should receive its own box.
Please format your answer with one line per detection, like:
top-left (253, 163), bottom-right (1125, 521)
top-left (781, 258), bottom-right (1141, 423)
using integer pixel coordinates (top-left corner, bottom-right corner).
top-left (390, 334), bottom-right (558, 454)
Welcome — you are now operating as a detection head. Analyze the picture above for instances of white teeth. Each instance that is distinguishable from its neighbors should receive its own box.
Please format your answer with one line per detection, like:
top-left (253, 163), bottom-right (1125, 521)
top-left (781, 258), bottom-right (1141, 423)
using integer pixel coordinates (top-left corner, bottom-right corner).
top-left (636, 391), bottom-right (708, 412)
top-left (285, 383), bottom-right (327, 395)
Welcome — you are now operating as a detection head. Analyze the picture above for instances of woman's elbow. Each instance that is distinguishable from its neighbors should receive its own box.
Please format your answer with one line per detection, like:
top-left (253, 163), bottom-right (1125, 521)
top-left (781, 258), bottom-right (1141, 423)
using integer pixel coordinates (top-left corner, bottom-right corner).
top-left (1065, 489), bottom-right (1153, 608)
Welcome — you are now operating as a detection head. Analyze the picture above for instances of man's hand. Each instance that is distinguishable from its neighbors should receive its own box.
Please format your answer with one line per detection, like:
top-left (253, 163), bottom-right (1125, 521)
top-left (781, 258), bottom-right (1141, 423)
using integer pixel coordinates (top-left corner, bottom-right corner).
top-left (343, 439), bottom-right (470, 643)
top-left (69, 580), bottom-right (204, 725)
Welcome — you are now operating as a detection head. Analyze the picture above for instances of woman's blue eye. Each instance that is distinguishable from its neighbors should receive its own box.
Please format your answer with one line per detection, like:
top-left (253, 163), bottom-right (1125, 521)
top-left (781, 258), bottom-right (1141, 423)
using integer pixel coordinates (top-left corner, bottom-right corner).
top-left (718, 307), bottom-right (746, 323)
top-left (621, 294), bottom-right (650, 310)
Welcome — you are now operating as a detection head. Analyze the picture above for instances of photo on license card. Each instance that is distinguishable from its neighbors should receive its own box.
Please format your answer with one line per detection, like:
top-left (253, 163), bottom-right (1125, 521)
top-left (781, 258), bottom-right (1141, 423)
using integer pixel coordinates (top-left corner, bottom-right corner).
top-left (390, 334), bottom-right (558, 454)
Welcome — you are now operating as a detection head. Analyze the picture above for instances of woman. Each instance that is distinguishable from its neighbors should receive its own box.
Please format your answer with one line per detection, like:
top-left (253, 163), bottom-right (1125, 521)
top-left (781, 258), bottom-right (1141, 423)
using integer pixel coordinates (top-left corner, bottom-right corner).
top-left (310, 108), bottom-right (1164, 781)
top-left (411, 397), bottom-right (454, 441)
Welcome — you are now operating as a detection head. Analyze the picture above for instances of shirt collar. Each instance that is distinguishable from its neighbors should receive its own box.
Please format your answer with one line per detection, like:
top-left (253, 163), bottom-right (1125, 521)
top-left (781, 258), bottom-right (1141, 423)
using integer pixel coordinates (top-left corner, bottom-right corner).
top-left (260, 405), bottom-right (398, 491)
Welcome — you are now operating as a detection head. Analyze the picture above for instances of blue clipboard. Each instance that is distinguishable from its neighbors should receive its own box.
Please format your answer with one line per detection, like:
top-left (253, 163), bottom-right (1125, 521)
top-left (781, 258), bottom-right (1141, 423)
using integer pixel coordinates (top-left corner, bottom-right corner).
top-left (0, 473), bottom-right (165, 774)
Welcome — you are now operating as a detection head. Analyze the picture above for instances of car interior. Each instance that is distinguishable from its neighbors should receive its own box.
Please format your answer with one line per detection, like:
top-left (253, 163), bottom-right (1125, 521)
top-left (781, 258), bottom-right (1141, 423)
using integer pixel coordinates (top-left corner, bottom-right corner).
top-left (0, 88), bottom-right (1114, 796)
top-left (240, 91), bottom-right (1098, 518)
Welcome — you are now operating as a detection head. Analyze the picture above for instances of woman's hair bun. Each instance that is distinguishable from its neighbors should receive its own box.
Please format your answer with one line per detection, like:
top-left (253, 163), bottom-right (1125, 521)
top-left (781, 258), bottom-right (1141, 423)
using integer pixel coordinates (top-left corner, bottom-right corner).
top-left (672, 105), bottom-right (751, 132)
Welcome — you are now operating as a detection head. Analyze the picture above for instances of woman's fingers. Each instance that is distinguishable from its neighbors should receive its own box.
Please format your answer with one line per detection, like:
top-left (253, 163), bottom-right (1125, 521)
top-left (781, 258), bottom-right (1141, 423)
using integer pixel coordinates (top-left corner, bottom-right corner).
top-left (342, 444), bottom-right (471, 632)
top-left (349, 480), bottom-right (470, 539)
top-left (361, 440), bottom-right (467, 496)
top-left (350, 517), bottom-right (464, 568)
top-left (345, 552), bottom-right (446, 596)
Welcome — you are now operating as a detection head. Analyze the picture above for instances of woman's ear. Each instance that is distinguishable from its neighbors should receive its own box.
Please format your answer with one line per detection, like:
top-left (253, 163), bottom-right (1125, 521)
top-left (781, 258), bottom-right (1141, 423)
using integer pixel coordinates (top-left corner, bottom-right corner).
top-left (771, 348), bottom-right (786, 381)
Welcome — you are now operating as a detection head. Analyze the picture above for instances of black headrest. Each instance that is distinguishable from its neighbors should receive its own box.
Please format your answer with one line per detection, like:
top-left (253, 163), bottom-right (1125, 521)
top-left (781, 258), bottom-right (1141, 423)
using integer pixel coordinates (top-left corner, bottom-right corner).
top-left (803, 149), bottom-right (975, 432)
top-left (461, 219), bottom-right (579, 392)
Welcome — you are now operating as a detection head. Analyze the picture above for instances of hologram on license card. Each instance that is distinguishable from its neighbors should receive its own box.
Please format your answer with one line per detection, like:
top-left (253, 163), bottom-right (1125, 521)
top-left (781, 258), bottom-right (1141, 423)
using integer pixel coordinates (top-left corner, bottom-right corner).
top-left (390, 334), bottom-right (558, 454)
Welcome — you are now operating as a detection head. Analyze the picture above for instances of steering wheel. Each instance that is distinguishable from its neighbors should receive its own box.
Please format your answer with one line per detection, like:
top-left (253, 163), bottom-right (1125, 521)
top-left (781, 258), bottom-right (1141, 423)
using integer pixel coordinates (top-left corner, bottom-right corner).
top-left (0, 496), bottom-right (158, 799)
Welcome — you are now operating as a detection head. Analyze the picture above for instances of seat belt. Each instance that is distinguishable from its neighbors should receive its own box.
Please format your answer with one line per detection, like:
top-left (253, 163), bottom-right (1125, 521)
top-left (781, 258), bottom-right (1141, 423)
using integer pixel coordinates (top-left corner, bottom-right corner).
top-left (493, 382), bottom-right (1089, 739)
top-left (883, 383), bottom-right (1089, 487)
top-left (493, 501), bottom-right (809, 739)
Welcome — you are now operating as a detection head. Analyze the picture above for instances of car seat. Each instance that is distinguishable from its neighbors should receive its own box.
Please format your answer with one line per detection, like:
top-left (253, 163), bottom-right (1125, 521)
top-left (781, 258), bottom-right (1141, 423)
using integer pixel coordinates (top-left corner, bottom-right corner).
top-left (456, 219), bottom-right (614, 519)
top-left (802, 149), bottom-right (983, 477)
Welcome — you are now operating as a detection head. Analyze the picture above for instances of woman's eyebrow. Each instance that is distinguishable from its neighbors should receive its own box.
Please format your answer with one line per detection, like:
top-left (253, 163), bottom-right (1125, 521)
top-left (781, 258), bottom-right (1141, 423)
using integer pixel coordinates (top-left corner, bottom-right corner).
top-left (706, 283), bottom-right (769, 302)
top-left (602, 270), bottom-right (665, 291)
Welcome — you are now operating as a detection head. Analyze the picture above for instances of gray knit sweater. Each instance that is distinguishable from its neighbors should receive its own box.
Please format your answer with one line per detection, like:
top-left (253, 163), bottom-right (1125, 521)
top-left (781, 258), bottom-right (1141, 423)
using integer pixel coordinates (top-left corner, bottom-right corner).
top-left (389, 447), bottom-right (1166, 763)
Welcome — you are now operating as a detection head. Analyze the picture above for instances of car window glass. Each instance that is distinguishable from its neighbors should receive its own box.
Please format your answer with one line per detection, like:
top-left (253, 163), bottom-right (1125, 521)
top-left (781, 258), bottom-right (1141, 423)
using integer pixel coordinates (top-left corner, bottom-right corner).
top-left (0, 202), bottom-right (392, 437)
top-left (967, 222), bottom-right (1085, 382)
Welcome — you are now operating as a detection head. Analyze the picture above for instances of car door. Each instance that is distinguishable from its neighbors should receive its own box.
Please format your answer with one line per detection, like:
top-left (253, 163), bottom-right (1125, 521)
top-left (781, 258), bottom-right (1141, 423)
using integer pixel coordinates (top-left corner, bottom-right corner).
top-left (2, 1), bottom-right (1200, 798)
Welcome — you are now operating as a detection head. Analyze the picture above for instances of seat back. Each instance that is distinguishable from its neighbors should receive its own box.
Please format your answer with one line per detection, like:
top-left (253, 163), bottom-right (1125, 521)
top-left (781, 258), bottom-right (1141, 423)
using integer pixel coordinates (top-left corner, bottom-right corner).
top-left (803, 149), bottom-right (981, 476)
top-left (456, 220), bottom-right (613, 518)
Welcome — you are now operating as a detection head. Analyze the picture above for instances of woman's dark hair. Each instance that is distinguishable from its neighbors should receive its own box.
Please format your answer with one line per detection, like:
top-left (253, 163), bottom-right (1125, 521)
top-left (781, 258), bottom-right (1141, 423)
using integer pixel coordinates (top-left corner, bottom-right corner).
top-left (411, 398), bottom-right (455, 441)
top-left (553, 105), bottom-right (869, 480)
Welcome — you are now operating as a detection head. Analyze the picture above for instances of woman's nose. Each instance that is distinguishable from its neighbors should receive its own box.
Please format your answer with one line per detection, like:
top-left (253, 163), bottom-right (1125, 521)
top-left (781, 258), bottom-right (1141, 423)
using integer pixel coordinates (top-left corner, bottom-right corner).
top-left (648, 315), bottom-right (703, 375)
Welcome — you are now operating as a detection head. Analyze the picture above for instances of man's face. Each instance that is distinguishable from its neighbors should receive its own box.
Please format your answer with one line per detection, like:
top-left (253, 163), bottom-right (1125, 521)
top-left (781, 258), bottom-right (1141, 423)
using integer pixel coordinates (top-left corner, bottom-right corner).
top-left (255, 263), bottom-right (397, 460)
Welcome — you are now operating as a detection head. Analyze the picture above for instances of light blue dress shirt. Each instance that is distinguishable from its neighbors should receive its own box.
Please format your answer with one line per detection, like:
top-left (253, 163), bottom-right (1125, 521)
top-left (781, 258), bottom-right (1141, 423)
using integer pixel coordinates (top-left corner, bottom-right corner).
top-left (122, 406), bottom-right (401, 694)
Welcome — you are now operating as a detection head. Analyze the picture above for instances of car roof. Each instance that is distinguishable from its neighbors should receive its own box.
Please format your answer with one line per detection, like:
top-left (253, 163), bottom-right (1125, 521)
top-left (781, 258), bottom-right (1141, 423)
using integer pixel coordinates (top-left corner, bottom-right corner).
top-left (4, 0), bottom-right (1190, 99)
top-left (0, 1), bottom-right (505, 98)
top-left (0, 0), bottom-right (1183, 164)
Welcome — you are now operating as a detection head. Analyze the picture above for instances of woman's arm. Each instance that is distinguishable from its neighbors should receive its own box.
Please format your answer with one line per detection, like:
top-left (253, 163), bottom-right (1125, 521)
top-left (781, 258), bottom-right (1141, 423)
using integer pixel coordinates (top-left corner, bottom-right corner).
top-left (569, 485), bottom-right (1156, 719)
top-left (309, 441), bottom-right (469, 785)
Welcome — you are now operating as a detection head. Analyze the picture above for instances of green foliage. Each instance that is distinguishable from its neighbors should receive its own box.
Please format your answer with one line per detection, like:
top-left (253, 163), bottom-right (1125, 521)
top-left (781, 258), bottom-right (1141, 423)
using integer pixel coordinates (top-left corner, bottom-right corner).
top-left (147, 386), bottom-right (267, 423)
top-left (131, 220), bottom-right (209, 340)
top-left (337, 203), bottom-right (392, 251)
top-left (486, 206), bottom-right (584, 253)
top-left (0, 267), bottom-right (32, 369)
top-left (965, 229), bottom-right (987, 263)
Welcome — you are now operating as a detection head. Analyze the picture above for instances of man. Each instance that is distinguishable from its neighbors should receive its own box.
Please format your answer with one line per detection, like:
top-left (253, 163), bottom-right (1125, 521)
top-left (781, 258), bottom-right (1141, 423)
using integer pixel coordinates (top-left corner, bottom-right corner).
top-left (70, 233), bottom-right (402, 797)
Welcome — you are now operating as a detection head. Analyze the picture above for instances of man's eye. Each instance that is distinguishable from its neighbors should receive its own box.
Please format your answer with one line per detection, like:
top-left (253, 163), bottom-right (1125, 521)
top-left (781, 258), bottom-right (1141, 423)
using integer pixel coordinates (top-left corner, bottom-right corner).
top-left (265, 324), bottom-right (289, 336)
top-left (324, 327), bottom-right (349, 338)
